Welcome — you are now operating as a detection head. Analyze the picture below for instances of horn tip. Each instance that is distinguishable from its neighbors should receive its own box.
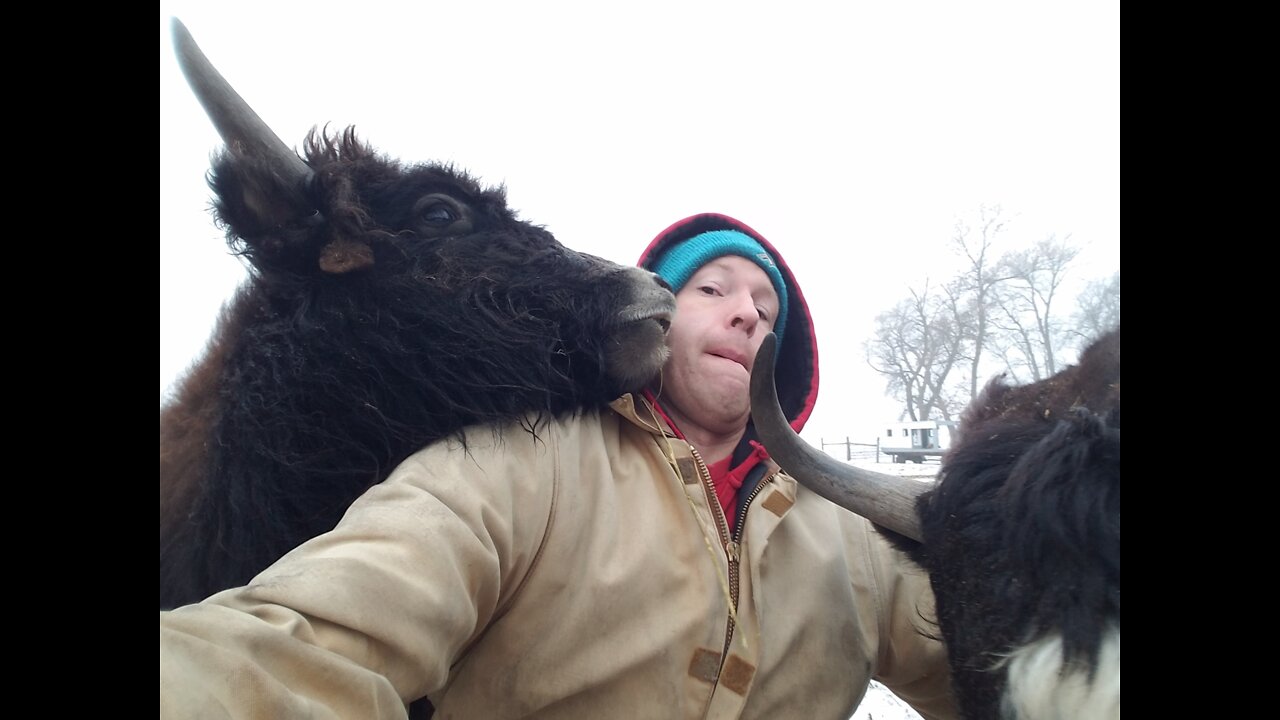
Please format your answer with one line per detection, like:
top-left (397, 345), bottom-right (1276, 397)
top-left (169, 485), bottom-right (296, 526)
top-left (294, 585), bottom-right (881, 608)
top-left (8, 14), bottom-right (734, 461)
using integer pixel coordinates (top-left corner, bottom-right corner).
top-left (171, 16), bottom-right (190, 41)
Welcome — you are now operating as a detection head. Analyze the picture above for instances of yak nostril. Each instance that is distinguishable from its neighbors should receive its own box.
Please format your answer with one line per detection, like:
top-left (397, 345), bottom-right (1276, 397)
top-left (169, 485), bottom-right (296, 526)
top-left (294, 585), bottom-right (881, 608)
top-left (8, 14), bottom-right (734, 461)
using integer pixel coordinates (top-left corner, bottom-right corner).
top-left (652, 274), bottom-right (673, 292)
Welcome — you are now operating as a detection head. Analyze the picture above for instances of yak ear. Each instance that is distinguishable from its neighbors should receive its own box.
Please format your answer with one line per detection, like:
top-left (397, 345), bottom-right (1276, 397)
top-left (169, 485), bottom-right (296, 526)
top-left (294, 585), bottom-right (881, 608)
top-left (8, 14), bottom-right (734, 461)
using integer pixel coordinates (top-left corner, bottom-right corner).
top-left (209, 152), bottom-right (373, 276)
top-left (209, 146), bottom-right (314, 234)
top-left (208, 153), bottom-right (333, 271)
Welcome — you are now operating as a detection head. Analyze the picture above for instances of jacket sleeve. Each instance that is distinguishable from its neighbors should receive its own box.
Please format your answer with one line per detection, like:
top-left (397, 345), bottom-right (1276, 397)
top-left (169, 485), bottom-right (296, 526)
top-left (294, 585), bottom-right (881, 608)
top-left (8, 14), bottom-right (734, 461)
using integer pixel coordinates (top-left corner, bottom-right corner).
top-left (860, 523), bottom-right (960, 720)
top-left (159, 420), bottom-right (561, 719)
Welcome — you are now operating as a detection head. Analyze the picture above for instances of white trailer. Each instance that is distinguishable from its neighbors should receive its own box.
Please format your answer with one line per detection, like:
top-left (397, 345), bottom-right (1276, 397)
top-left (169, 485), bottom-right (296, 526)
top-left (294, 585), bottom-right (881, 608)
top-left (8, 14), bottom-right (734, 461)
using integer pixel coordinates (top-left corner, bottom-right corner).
top-left (879, 419), bottom-right (958, 463)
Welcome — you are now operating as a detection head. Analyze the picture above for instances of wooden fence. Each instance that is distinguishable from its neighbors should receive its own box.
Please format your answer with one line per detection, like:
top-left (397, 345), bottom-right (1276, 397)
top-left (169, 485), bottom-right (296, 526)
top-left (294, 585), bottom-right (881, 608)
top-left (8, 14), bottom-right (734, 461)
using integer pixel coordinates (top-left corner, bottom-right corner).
top-left (819, 437), bottom-right (943, 464)
top-left (819, 437), bottom-right (880, 462)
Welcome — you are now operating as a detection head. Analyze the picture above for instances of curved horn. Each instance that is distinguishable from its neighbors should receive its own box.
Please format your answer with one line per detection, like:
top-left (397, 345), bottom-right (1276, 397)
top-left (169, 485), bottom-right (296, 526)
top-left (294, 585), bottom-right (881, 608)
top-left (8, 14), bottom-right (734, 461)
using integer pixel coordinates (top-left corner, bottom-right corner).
top-left (750, 333), bottom-right (927, 542)
top-left (170, 18), bottom-right (313, 188)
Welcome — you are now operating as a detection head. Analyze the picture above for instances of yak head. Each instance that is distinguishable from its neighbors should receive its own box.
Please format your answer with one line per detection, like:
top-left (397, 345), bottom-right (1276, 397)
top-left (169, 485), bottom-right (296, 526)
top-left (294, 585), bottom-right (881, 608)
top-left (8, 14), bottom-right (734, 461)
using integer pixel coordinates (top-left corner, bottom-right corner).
top-left (749, 328), bottom-right (1119, 720)
top-left (160, 19), bottom-right (675, 610)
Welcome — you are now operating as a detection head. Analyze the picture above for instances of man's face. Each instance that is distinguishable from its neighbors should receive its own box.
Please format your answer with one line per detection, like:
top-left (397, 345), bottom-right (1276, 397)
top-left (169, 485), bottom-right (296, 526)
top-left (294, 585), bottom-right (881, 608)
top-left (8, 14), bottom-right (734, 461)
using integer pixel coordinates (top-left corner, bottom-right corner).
top-left (660, 255), bottom-right (781, 436)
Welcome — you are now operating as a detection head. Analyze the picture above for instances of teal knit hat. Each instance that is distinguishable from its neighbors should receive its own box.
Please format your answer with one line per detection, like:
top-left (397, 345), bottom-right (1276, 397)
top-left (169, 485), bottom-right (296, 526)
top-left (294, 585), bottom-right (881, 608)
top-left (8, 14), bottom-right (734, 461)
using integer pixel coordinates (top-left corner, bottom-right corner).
top-left (650, 229), bottom-right (788, 342)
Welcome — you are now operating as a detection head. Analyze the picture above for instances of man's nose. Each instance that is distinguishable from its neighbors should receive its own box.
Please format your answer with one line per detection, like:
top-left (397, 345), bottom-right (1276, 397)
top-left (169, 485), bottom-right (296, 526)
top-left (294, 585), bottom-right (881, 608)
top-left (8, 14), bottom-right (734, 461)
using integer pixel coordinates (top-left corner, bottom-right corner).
top-left (729, 295), bottom-right (759, 335)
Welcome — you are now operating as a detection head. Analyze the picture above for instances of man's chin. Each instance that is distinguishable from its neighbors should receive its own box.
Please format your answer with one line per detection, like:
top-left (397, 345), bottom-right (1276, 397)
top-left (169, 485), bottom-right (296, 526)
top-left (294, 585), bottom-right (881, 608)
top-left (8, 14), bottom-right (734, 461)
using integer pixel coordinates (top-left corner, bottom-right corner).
top-left (704, 377), bottom-right (752, 415)
top-left (706, 355), bottom-right (751, 379)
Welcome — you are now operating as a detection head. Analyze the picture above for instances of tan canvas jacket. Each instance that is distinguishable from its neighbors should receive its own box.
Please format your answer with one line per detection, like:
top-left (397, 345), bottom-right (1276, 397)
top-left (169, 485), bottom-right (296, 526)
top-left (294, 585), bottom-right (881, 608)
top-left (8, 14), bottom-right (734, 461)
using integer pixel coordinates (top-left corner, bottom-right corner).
top-left (160, 393), bottom-right (955, 719)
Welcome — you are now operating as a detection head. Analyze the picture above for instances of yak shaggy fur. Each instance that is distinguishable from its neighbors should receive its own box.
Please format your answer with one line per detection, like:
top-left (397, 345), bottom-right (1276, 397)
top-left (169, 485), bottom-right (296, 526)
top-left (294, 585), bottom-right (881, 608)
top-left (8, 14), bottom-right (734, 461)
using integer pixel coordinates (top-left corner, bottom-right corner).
top-left (903, 327), bottom-right (1120, 720)
top-left (159, 127), bottom-right (673, 611)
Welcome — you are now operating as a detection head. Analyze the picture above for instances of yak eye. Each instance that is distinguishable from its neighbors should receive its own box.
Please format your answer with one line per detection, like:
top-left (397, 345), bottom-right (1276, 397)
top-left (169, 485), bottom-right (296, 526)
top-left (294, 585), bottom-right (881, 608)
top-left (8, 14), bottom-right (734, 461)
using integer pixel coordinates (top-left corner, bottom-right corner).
top-left (411, 193), bottom-right (473, 236)
top-left (420, 202), bottom-right (456, 224)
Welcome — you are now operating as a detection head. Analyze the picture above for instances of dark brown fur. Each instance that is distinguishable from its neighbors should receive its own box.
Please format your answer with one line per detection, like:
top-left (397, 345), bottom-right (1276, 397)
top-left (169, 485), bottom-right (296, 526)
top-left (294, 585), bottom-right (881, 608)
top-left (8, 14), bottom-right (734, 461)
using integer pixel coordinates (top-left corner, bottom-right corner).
top-left (160, 128), bottom-right (672, 613)
top-left (892, 327), bottom-right (1120, 718)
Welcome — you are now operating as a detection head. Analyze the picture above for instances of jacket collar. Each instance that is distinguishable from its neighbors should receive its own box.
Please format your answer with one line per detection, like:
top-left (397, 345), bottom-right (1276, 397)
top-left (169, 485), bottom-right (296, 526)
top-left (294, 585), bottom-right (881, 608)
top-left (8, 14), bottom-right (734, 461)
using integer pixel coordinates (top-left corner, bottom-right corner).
top-left (609, 393), bottom-right (672, 437)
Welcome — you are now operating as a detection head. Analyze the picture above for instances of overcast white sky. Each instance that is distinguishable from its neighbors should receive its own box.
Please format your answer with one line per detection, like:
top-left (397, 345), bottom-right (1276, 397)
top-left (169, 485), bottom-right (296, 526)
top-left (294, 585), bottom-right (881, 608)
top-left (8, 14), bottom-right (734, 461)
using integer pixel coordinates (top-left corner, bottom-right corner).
top-left (159, 1), bottom-right (1119, 445)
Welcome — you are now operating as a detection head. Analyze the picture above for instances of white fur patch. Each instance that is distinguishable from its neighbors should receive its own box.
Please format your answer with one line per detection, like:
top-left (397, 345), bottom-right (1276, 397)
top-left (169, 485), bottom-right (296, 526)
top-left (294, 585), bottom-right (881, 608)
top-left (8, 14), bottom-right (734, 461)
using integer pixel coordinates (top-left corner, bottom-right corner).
top-left (1003, 627), bottom-right (1120, 719)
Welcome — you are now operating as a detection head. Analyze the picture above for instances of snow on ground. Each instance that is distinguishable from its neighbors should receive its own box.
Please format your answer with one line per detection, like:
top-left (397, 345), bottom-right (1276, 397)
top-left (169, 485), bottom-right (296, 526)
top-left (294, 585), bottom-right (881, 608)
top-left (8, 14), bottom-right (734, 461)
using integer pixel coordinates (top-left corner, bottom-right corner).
top-left (855, 681), bottom-right (924, 720)
top-left (844, 456), bottom-right (942, 480)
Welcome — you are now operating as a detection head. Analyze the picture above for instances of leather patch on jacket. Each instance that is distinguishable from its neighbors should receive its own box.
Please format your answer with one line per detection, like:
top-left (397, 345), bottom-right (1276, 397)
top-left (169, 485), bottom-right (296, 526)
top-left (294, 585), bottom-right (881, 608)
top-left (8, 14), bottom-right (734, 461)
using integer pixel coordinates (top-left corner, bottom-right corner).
top-left (688, 648), bottom-right (721, 683)
top-left (720, 654), bottom-right (756, 695)
top-left (761, 490), bottom-right (794, 516)
top-left (677, 457), bottom-right (699, 484)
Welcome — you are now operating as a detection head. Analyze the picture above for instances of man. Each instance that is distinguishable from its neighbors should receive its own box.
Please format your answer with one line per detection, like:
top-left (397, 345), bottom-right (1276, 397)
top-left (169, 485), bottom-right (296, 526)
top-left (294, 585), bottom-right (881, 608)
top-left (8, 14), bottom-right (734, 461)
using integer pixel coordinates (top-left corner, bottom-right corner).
top-left (160, 212), bottom-right (957, 719)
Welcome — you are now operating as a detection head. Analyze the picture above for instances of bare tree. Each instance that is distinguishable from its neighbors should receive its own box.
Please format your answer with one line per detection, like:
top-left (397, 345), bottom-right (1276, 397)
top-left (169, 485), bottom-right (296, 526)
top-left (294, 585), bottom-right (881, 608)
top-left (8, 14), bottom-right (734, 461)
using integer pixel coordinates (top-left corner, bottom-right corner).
top-left (1071, 271), bottom-right (1120, 350)
top-left (866, 281), bottom-right (968, 421)
top-left (920, 284), bottom-right (972, 421)
top-left (866, 302), bottom-right (921, 418)
top-left (950, 204), bottom-right (1011, 398)
top-left (865, 204), bottom-right (1116, 426)
top-left (989, 234), bottom-right (1080, 381)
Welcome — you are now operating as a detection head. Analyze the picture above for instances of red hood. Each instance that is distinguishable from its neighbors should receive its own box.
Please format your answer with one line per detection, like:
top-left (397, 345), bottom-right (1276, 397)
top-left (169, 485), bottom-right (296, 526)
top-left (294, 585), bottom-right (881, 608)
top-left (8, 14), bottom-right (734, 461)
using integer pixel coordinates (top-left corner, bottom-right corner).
top-left (637, 213), bottom-right (819, 435)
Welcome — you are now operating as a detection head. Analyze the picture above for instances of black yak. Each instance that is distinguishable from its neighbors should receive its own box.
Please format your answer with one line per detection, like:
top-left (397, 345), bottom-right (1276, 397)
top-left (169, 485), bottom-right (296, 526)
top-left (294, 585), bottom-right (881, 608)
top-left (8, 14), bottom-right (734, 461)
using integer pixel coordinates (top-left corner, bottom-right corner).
top-left (160, 18), bottom-right (676, 612)
top-left (750, 327), bottom-right (1120, 720)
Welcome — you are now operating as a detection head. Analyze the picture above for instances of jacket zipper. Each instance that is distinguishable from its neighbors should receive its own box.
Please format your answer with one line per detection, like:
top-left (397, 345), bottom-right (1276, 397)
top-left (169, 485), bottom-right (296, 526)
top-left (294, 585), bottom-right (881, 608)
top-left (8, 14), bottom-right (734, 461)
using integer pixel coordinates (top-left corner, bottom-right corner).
top-left (688, 446), bottom-right (775, 669)
top-left (725, 472), bottom-right (772, 652)
top-left (687, 446), bottom-right (736, 665)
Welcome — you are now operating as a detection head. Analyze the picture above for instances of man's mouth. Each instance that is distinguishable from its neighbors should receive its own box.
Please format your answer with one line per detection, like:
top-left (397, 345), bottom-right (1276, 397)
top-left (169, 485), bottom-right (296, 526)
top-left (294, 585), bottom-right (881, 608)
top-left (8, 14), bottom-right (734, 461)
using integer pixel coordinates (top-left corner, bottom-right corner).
top-left (709, 349), bottom-right (749, 370)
